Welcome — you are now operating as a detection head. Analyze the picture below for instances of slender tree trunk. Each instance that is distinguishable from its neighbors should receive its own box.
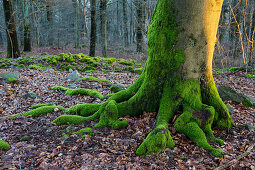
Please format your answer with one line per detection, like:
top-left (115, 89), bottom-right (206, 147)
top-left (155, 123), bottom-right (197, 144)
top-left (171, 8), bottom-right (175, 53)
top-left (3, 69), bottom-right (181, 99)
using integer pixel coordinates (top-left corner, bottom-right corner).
top-left (89, 0), bottom-right (97, 57)
top-left (72, 0), bottom-right (80, 48)
top-left (135, 0), bottom-right (144, 53)
top-left (3, 0), bottom-right (20, 58)
top-left (32, 1), bottom-right (40, 48)
top-left (100, 0), bottom-right (107, 57)
top-left (122, 0), bottom-right (128, 47)
top-left (46, 1), bottom-right (54, 46)
top-left (23, 0), bottom-right (31, 51)
top-left (0, 31), bottom-right (3, 46)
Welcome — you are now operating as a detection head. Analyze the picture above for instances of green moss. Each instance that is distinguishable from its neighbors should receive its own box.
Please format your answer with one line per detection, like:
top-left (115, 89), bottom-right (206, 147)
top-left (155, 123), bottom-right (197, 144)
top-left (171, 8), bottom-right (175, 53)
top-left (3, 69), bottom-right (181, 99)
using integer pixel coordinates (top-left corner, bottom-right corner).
top-left (65, 103), bottom-right (101, 116)
top-left (29, 64), bottom-right (42, 69)
top-left (228, 67), bottom-right (241, 72)
top-left (135, 67), bottom-right (144, 75)
top-left (65, 88), bottom-right (104, 99)
top-left (94, 100), bottom-right (128, 129)
top-left (136, 127), bottom-right (174, 155)
top-left (75, 127), bottom-right (92, 136)
top-left (62, 133), bottom-right (69, 140)
top-left (246, 74), bottom-right (255, 78)
top-left (106, 58), bottom-right (117, 65)
top-left (91, 62), bottom-right (100, 67)
top-left (31, 103), bottom-right (53, 109)
top-left (9, 106), bottom-right (65, 118)
top-left (173, 103), bottom-right (225, 157)
top-left (81, 66), bottom-right (96, 72)
top-left (66, 65), bottom-right (74, 71)
top-left (114, 67), bottom-right (122, 72)
top-left (79, 76), bottom-right (111, 83)
top-left (51, 86), bottom-right (69, 91)
top-left (201, 80), bottom-right (234, 129)
top-left (20, 135), bottom-right (31, 141)
top-left (53, 115), bottom-right (88, 125)
top-left (242, 98), bottom-right (254, 107)
top-left (7, 77), bottom-right (19, 83)
top-left (119, 60), bottom-right (133, 66)
top-left (0, 139), bottom-right (11, 151)
top-left (124, 66), bottom-right (134, 72)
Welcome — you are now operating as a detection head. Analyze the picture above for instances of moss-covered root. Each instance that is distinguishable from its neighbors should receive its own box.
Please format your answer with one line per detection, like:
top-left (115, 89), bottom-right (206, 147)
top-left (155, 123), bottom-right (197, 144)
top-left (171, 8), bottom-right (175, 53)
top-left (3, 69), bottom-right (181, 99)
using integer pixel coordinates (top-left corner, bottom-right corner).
top-left (0, 139), bottom-right (11, 151)
top-left (65, 88), bottom-right (104, 100)
top-left (136, 127), bottom-right (174, 155)
top-left (94, 100), bottom-right (128, 129)
top-left (53, 111), bottom-right (100, 125)
top-left (201, 80), bottom-right (234, 129)
top-left (9, 106), bottom-right (65, 118)
top-left (79, 76), bottom-right (111, 83)
top-left (65, 103), bottom-right (102, 116)
top-left (31, 103), bottom-right (53, 109)
top-left (51, 86), bottom-right (69, 91)
top-left (174, 109), bottom-right (225, 157)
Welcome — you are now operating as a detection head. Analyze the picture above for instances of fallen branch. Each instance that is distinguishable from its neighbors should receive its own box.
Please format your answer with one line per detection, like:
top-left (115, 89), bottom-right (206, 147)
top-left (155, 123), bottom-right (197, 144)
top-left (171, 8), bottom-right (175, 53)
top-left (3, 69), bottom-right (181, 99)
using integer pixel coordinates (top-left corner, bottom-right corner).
top-left (214, 143), bottom-right (255, 170)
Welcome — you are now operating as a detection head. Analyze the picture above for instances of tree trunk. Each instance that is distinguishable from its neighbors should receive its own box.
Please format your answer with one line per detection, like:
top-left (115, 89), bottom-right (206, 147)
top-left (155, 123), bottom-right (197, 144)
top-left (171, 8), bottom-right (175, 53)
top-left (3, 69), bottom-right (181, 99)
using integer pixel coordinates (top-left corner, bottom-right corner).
top-left (3, 0), bottom-right (20, 58)
top-left (53, 0), bottom-right (234, 157)
top-left (32, 1), bottom-right (40, 48)
top-left (46, 1), bottom-right (54, 47)
top-left (89, 0), bottom-right (97, 57)
top-left (100, 0), bottom-right (107, 57)
top-left (135, 0), bottom-right (144, 53)
top-left (72, 0), bottom-right (80, 48)
top-left (122, 0), bottom-right (128, 47)
top-left (0, 31), bottom-right (3, 46)
top-left (23, 0), bottom-right (32, 51)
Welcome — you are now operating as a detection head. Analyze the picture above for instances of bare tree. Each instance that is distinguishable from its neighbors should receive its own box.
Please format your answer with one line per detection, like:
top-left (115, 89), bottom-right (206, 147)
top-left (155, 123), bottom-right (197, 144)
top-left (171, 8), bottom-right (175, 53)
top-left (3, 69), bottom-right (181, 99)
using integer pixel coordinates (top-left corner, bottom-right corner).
top-left (3, 0), bottom-right (20, 58)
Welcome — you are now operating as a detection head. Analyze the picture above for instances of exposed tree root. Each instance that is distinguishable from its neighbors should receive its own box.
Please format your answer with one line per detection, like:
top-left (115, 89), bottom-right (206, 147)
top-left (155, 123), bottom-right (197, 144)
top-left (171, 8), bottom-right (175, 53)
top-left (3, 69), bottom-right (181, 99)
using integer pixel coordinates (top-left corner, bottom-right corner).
top-left (52, 85), bottom-right (105, 100)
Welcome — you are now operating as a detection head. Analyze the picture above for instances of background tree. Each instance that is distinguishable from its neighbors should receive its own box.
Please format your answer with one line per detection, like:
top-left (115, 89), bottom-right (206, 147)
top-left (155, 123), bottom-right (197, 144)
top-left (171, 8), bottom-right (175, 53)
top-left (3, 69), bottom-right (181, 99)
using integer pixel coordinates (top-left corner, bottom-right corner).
top-left (89, 0), bottom-right (97, 57)
top-left (100, 0), bottom-right (107, 57)
top-left (52, 0), bottom-right (234, 157)
top-left (3, 0), bottom-right (20, 58)
top-left (135, 0), bottom-right (144, 53)
top-left (23, 0), bottom-right (32, 51)
top-left (46, 0), bottom-right (54, 46)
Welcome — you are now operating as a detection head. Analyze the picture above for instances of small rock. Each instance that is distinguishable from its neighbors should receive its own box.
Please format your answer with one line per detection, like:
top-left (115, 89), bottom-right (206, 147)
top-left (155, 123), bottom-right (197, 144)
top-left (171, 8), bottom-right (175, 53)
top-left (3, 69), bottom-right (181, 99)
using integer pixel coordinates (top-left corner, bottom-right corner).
top-left (65, 70), bottom-right (80, 81)
top-left (244, 124), bottom-right (254, 131)
top-left (110, 83), bottom-right (126, 93)
top-left (23, 92), bottom-right (41, 99)
top-left (226, 103), bottom-right (235, 114)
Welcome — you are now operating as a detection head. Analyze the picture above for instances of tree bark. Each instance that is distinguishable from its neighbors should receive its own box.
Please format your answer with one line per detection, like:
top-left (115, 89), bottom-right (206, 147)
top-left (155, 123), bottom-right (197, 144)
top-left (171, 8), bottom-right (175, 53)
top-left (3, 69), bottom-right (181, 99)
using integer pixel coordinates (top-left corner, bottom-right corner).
top-left (52, 0), bottom-right (234, 157)
top-left (135, 0), bottom-right (144, 53)
top-left (46, 0), bottom-right (54, 46)
top-left (89, 0), bottom-right (97, 57)
top-left (3, 0), bottom-right (20, 58)
top-left (23, 0), bottom-right (32, 51)
top-left (72, 0), bottom-right (80, 48)
top-left (100, 0), bottom-right (107, 57)
top-left (122, 0), bottom-right (128, 47)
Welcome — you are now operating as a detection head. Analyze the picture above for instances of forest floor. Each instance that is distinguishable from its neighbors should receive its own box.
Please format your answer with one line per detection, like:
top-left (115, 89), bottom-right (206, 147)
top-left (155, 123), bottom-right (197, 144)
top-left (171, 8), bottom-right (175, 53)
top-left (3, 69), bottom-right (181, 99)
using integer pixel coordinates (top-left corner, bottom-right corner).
top-left (0, 50), bottom-right (255, 169)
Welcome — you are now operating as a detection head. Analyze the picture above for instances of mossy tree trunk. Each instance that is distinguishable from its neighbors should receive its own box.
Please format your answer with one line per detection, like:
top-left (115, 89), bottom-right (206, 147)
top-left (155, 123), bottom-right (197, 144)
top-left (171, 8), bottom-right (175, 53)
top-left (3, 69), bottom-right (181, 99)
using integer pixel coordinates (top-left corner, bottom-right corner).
top-left (52, 0), bottom-right (234, 157)
top-left (3, 0), bottom-right (20, 58)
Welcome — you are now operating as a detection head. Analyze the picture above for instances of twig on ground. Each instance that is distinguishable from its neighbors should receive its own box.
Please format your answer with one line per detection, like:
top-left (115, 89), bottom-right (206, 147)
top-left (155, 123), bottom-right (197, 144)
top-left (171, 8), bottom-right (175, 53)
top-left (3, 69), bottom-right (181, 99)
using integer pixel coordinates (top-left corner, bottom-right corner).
top-left (214, 143), bottom-right (255, 170)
